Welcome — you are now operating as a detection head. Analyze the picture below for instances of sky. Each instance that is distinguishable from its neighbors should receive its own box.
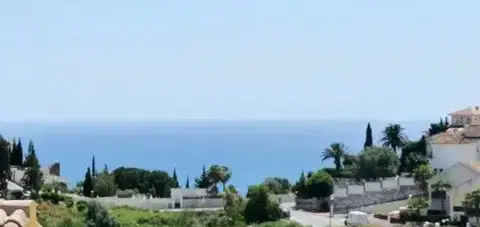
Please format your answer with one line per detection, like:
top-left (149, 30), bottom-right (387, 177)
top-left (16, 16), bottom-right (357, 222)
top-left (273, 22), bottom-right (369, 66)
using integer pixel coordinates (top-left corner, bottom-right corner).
top-left (1, 1), bottom-right (479, 122)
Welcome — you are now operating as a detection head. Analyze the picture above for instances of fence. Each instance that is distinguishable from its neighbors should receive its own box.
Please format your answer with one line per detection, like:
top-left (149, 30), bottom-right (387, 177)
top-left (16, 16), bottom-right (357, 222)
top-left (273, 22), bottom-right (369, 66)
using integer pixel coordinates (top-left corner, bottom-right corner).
top-left (295, 177), bottom-right (423, 213)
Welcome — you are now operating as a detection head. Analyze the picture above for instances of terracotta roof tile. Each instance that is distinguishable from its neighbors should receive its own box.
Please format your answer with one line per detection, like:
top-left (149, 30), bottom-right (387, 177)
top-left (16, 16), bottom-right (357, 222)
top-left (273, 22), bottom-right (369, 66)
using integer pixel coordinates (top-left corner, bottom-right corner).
top-left (449, 106), bottom-right (480, 116)
top-left (460, 125), bottom-right (480, 138)
top-left (428, 130), bottom-right (474, 144)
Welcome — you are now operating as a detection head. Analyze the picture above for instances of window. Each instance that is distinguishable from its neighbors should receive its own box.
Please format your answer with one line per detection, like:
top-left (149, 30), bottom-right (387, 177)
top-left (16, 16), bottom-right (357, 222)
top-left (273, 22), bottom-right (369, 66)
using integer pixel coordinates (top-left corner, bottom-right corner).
top-left (434, 168), bottom-right (438, 173)
top-left (467, 117), bottom-right (472, 124)
top-left (439, 169), bottom-right (444, 173)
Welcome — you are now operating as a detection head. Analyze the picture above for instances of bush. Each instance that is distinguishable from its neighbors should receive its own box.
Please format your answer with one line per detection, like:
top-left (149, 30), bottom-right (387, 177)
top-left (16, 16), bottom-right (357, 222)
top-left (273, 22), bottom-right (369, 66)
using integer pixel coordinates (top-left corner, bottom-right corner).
top-left (77, 203), bottom-right (87, 212)
top-left (64, 196), bottom-right (74, 208)
top-left (244, 184), bottom-right (282, 224)
top-left (305, 171), bottom-right (334, 199)
top-left (40, 192), bottom-right (65, 204)
top-left (85, 201), bottom-right (119, 227)
top-left (76, 200), bottom-right (88, 206)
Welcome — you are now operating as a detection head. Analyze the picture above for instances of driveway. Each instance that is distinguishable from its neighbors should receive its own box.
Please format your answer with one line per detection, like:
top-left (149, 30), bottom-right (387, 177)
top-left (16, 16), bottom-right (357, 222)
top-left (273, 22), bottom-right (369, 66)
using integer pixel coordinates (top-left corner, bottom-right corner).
top-left (281, 203), bottom-right (344, 227)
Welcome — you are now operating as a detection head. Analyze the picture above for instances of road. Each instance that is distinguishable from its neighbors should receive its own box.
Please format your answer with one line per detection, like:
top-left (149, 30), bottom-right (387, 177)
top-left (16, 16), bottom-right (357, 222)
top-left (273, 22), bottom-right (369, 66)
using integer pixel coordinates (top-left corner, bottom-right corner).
top-left (280, 203), bottom-right (345, 227)
top-left (280, 202), bottom-right (395, 227)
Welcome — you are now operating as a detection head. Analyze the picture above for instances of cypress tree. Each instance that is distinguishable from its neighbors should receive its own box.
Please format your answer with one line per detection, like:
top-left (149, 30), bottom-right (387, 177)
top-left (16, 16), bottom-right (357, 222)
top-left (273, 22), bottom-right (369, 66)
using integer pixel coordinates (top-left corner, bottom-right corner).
top-left (185, 176), bottom-right (190, 188)
top-left (172, 168), bottom-right (180, 188)
top-left (16, 139), bottom-right (23, 166)
top-left (195, 165), bottom-right (211, 188)
top-left (91, 155), bottom-right (97, 179)
top-left (9, 138), bottom-right (16, 166)
top-left (82, 167), bottom-right (93, 197)
top-left (21, 141), bottom-right (43, 195)
top-left (0, 137), bottom-right (11, 198)
top-left (364, 123), bottom-right (373, 149)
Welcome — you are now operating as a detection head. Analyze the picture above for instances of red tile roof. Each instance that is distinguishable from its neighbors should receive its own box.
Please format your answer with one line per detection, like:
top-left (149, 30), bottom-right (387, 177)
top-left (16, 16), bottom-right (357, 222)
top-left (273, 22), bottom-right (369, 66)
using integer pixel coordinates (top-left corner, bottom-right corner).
top-left (428, 130), bottom-right (474, 144)
top-left (449, 106), bottom-right (480, 116)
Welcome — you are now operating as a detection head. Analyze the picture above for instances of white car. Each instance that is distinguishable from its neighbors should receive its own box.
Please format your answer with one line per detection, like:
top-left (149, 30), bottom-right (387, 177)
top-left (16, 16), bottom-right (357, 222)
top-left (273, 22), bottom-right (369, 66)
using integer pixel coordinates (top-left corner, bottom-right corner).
top-left (344, 211), bottom-right (369, 226)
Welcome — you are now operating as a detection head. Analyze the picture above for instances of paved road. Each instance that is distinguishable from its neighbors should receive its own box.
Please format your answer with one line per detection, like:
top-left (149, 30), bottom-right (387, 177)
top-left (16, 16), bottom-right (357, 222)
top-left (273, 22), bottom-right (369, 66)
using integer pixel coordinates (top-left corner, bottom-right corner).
top-left (280, 203), bottom-right (345, 227)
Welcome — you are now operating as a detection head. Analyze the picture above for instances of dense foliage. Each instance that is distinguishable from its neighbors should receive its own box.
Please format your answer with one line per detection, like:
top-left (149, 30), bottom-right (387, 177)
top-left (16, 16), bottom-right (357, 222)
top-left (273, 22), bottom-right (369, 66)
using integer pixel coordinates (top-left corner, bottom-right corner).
top-left (21, 141), bottom-right (43, 195)
top-left (292, 170), bottom-right (334, 199)
top-left (262, 177), bottom-right (290, 194)
top-left (37, 193), bottom-right (299, 227)
top-left (244, 184), bottom-right (282, 224)
top-left (112, 167), bottom-right (176, 198)
top-left (0, 136), bottom-right (10, 197)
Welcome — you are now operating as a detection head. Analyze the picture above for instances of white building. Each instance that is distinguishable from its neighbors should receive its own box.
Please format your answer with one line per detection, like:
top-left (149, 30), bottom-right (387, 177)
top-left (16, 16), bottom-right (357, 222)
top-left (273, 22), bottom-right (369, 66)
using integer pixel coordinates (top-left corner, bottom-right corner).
top-left (428, 106), bottom-right (480, 172)
top-left (449, 106), bottom-right (480, 127)
top-left (427, 106), bottom-right (480, 217)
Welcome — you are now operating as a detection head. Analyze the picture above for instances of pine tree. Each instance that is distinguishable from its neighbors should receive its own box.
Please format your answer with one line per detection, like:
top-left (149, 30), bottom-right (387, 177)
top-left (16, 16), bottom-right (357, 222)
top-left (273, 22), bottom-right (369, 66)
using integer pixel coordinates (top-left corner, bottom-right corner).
top-left (172, 168), bottom-right (180, 188)
top-left (292, 171), bottom-right (307, 198)
top-left (195, 165), bottom-right (211, 188)
top-left (364, 123), bottom-right (373, 149)
top-left (16, 139), bottom-right (23, 166)
top-left (83, 167), bottom-right (93, 197)
top-left (0, 137), bottom-right (11, 198)
top-left (185, 176), bottom-right (190, 188)
top-left (21, 141), bottom-right (43, 195)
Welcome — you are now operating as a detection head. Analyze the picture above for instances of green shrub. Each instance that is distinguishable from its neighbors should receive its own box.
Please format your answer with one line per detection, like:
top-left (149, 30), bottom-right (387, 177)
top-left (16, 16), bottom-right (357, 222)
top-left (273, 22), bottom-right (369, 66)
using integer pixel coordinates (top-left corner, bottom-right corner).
top-left (244, 184), bottom-right (282, 224)
top-left (76, 200), bottom-right (88, 206)
top-left (77, 203), bottom-right (87, 212)
top-left (40, 192), bottom-right (65, 204)
top-left (64, 196), bottom-right (74, 208)
top-left (85, 201), bottom-right (119, 227)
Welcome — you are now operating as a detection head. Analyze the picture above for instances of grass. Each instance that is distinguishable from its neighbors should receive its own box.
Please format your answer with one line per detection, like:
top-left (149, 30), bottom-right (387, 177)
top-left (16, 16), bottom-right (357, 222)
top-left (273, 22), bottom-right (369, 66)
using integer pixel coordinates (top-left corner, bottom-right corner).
top-left (37, 202), bottom-right (303, 227)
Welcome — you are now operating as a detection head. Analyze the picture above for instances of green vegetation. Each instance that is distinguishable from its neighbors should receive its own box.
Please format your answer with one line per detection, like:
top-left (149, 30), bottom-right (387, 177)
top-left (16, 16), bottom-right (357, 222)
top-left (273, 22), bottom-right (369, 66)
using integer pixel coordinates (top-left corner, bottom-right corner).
top-left (364, 122), bottom-right (373, 149)
top-left (0, 118), bottom-right (454, 226)
top-left (262, 177), bottom-right (290, 194)
top-left (37, 192), bottom-right (302, 227)
top-left (0, 136), bottom-right (11, 198)
top-left (21, 141), bottom-right (43, 196)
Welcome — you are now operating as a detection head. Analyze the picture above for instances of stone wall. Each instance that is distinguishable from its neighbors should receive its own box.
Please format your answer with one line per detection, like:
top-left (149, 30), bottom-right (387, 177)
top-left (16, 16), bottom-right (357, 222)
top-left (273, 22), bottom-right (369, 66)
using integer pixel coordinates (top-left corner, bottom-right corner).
top-left (72, 196), bottom-right (225, 210)
top-left (331, 177), bottom-right (422, 213)
top-left (295, 177), bottom-right (423, 213)
top-left (294, 198), bottom-right (324, 212)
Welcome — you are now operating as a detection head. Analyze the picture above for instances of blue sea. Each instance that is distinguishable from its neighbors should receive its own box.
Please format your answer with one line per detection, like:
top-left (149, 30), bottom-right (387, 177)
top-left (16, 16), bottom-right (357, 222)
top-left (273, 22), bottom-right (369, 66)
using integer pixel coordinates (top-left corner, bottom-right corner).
top-left (0, 120), bottom-right (429, 194)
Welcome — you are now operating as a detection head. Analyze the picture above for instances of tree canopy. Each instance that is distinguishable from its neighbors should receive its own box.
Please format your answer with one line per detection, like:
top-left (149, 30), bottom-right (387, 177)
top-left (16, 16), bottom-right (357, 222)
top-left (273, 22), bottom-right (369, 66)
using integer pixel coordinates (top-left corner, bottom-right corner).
top-left (357, 146), bottom-right (398, 180)
top-left (380, 123), bottom-right (408, 154)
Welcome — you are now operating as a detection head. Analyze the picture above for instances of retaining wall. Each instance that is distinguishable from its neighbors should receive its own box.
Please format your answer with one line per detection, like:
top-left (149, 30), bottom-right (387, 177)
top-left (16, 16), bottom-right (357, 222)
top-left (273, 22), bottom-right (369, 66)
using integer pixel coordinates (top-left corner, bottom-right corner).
top-left (296, 177), bottom-right (423, 213)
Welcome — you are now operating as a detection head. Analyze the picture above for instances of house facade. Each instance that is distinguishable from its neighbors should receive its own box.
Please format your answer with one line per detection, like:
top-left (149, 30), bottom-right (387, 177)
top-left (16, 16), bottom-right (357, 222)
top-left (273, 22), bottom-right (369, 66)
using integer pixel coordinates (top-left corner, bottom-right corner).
top-left (449, 106), bottom-right (480, 127)
top-left (427, 106), bottom-right (480, 218)
top-left (428, 106), bottom-right (480, 172)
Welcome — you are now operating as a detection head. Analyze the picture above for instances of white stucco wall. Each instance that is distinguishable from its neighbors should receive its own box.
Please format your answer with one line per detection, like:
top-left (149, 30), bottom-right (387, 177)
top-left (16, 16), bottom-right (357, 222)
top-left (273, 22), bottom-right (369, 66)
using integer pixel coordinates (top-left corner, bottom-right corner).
top-left (429, 143), bottom-right (477, 170)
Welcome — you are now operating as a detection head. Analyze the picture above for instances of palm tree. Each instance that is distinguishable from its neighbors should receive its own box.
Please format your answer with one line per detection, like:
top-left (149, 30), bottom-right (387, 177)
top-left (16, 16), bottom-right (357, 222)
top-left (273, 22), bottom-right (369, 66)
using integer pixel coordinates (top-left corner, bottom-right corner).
top-left (431, 179), bottom-right (452, 212)
top-left (380, 124), bottom-right (408, 154)
top-left (207, 165), bottom-right (232, 192)
top-left (463, 189), bottom-right (480, 224)
top-left (219, 166), bottom-right (232, 192)
top-left (321, 142), bottom-right (347, 172)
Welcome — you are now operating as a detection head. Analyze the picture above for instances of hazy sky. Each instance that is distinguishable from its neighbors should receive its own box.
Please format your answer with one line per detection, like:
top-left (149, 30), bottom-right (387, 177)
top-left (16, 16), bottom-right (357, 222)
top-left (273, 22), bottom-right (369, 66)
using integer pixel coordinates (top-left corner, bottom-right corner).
top-left (1, 1), bottom-right (479, 122)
